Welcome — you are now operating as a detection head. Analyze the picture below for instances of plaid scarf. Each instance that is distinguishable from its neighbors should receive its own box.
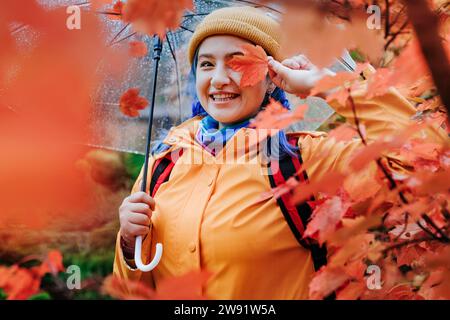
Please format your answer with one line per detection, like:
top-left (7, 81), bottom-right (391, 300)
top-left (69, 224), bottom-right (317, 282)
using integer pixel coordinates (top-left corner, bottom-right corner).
top-left (195, 115), bottom-right (250, 156)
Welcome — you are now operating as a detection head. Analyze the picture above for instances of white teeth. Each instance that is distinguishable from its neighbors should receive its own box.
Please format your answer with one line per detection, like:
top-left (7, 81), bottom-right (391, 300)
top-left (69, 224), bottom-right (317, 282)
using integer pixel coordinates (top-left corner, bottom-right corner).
top-left (211, 93), bottom-right (238, 101)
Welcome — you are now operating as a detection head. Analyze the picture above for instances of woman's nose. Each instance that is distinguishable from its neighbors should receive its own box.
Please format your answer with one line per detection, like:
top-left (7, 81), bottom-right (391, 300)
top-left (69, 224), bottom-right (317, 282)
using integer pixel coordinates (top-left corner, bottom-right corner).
top-left (210, 64), bottom-right (231, 88)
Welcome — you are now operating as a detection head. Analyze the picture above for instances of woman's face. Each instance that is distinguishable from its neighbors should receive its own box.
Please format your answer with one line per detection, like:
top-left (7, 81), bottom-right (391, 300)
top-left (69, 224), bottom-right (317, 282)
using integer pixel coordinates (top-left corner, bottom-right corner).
top-left (195, 35), bottom-right (270, 125)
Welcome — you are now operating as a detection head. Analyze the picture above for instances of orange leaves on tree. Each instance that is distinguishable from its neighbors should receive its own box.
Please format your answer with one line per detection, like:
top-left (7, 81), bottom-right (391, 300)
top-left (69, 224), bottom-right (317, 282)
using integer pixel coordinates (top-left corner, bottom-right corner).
top-left (310, 72), bottom-right (359, 97)
top-left (122, 0), bottom-right (193, 38)
top-left (249, 99), bottom-right (308, 130)
top-left (155, 270), bottom-right (212, 300)
top-left (304, 196), bottom-right (351, 246)
top-left (349, 123), bottom-right (425, 171)
top-left (0, 250), bottom-right (65, 300)
top-left (33, 250), bottom-right (65, 277)
top-left (102, 274), bottom-right (155, 300)
top-left (0, 265), bottom-right (40, 300)
top-left (328, 124), bottom-right (358, 142)
top-left (119, 88), bottom-right (148, 117)
top-left (309, 266), bottom-right (351, 300)
top-left (129, 41), bottom-right (148, 57)
top-left (291, 171), bottom-right (346, 205)
top-left (102, 270), bottom-right (211, 300)
top-left (257, 176), bottom-right (299, 202)
top-left (227, 44), bottom-right (268, 88)
top-left (280, 4), bottom-right (383, 67)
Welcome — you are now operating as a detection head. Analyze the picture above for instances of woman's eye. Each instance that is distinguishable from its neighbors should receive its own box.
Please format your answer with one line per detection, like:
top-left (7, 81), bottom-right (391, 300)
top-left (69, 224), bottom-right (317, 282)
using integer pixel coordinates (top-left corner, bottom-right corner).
top-left (200, 61), bottom-right (213, 68)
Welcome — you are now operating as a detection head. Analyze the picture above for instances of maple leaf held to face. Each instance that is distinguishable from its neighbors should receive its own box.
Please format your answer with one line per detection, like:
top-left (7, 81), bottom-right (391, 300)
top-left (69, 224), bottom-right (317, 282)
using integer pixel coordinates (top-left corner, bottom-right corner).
top-left (119, 88), bottom-right (148, 117)
top-left (227, 44), bottom-right (269, 88)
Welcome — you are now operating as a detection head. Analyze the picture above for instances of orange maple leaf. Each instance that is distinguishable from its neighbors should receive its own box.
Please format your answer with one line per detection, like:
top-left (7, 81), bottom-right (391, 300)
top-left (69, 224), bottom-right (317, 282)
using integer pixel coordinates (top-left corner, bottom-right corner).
top-left (155, 270), bottom-right (212, 300)
top-left (119, 88), bottom-right (148, 117)
top-left (257, 176), bottom-right (300, 202)
top-left (291, 171), bottom-right (346, 205)
top-left (227, 44), bottom-right (268, 88)
top-left (304, 196), bottom-right (351, 246)
top-left (0, 265), bottom-right (41, 300)
top-left (102, 270), bottom-right (211, 300)
top-left (309, 266), bottom-right (351, 300)
top-left (328, 124), bottom-right (358, 142)
top-left (129, 41), bottom-right (148, 57)
top-left (108, 1), bottom-right (124, 20)
top-left (249, 99), bottom-right (308, 129)
top-left (310, 72), bottom-right (359, 96)
top-left (122, 0), bottom-right (193, 38)
top-left (34, 250), bottom-right (65, 277)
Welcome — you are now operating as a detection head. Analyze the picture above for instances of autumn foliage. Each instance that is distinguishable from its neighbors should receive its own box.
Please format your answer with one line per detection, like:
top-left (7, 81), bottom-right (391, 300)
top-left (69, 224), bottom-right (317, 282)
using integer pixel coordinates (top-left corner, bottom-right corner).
top-left (1, 0), bottom-right (449, 301)
top-left (0, 250), bottom-right (64, 300)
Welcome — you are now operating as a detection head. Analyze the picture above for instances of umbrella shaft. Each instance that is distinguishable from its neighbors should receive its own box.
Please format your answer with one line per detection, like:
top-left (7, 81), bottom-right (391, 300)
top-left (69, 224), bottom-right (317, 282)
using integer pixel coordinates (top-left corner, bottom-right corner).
top-left (141, 35), bottom-right (163, 193)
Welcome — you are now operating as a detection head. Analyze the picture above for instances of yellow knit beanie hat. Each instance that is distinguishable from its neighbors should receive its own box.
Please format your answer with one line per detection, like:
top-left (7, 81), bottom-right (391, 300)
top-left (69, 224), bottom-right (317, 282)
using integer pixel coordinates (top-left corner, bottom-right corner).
top-left (187, 6), bottom-right (282, 65)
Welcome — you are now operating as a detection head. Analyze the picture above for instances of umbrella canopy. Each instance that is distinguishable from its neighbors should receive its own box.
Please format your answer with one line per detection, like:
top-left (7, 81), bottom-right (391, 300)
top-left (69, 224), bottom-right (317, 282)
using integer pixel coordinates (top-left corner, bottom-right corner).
top-left (9, 1), bottom-right (355, 155)
top-left (86, 0), bottom-right (355, 155)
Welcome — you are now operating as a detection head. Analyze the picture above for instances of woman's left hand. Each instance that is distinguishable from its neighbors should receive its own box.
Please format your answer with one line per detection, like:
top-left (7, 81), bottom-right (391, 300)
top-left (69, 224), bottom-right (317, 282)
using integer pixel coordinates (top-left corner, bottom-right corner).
top-left (267, 55), bottom-right (335, 96)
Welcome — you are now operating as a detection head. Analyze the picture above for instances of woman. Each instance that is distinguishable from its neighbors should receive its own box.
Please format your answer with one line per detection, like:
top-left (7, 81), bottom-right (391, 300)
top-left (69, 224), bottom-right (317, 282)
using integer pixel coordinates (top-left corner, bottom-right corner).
top-left (113, 6), bottom-right (417, 299)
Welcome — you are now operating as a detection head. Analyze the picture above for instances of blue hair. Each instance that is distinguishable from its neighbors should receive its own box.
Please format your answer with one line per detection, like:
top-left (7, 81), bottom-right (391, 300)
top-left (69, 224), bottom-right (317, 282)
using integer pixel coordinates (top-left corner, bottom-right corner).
top-left (152, 49), bottom-right (299, 159)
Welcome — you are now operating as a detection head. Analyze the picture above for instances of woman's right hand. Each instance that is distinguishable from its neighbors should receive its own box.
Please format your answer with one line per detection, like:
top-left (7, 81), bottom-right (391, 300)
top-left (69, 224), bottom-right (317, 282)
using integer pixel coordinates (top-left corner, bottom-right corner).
top-left (268, 55), bottom-right (335, 96)
top-left (119, 191), bottom-right (155, 252)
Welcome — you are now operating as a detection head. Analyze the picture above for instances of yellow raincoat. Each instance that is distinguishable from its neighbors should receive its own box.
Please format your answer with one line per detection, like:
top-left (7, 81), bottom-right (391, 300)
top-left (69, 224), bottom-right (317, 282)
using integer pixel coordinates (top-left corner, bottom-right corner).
top-left (113, 69), bottom-right (442, 299)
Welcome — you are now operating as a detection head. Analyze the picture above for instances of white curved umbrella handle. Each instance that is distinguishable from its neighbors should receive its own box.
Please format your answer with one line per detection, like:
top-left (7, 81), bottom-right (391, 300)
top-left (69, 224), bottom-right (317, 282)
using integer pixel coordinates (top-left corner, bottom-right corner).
top-left (134, 236), bottom-right (163, 272)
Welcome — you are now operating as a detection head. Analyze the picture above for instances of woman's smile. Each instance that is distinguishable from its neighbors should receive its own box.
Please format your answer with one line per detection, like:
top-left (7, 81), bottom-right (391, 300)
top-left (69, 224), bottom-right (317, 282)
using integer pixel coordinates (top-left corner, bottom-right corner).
top-left (208, 91), bottom-right (241, 106)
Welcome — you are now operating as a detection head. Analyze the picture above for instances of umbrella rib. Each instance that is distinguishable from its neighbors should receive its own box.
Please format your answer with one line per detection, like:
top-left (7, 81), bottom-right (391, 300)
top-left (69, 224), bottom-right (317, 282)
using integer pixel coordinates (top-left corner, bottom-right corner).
top-left (179, 25), bottom-right (194, 33)
top-left (10, 24), bottom-right (27, 35)
top-left (230, 0), bottom-right (282, 14)
top-left (109, 22), bottom-right (131, 46)
top-left (109, 31), bottom-right (137, 46)
top-left (96, 11), bottom-right (122, 16)
top-left (74, 1), bottom-right (91, 6)
top-left (182, 13), bottom-right (210, 18)
top-left (165, 33), bottom-right (177, 62)
top-left (166, 32), bottom-right (183, 123)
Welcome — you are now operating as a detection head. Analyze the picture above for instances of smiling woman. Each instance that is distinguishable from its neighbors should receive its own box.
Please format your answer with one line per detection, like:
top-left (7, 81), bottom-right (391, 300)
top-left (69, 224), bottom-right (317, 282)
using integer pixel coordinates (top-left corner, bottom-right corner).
top-left (113, 6), bottom-right (420, 300)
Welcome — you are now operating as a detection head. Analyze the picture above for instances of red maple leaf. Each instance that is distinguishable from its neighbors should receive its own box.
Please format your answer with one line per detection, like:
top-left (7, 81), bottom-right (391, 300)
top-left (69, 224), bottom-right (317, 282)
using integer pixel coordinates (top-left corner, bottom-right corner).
top-left (310, 72), bottom-right (359, 96)
top-left (0, 265), bottom-right (41, 300)
top-left (119, 88), bottom-right (148, 117)
top-left (304, 196), bottom-right (351, 245)
top-left (109, 1), bottom-right (124, 20)
top-left (227, 44), bottom-right (268, 88)
top-left (328, 124), bottom-right (358, 142)
top-left (33, 250), bottom-right (65, 277)
top-left (309, 266), bottom-right (351, 300)
top-left (122, 0), bottom-right (193, 38)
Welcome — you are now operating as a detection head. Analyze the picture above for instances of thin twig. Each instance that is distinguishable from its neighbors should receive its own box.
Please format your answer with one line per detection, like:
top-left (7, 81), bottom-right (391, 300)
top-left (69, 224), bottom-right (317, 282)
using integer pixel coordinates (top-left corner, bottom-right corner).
top-left (394, 212), bottom-right (410, 241)
top-left (421, 213), bottom-right (450, 242)
top-left (383, 235), bottom-right (436, 252)
top-left (384, 19), bottom-right (409, 50)
top-left (417, 220), bottom-right (442, 240)
top-left (385, 0), bottom-right (390, 39)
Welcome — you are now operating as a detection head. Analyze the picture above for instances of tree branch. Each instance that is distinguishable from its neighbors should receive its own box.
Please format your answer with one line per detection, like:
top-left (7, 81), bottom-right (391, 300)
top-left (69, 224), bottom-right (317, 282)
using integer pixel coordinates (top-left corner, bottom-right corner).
top-left (403, 0), bottom-right (450, 115)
